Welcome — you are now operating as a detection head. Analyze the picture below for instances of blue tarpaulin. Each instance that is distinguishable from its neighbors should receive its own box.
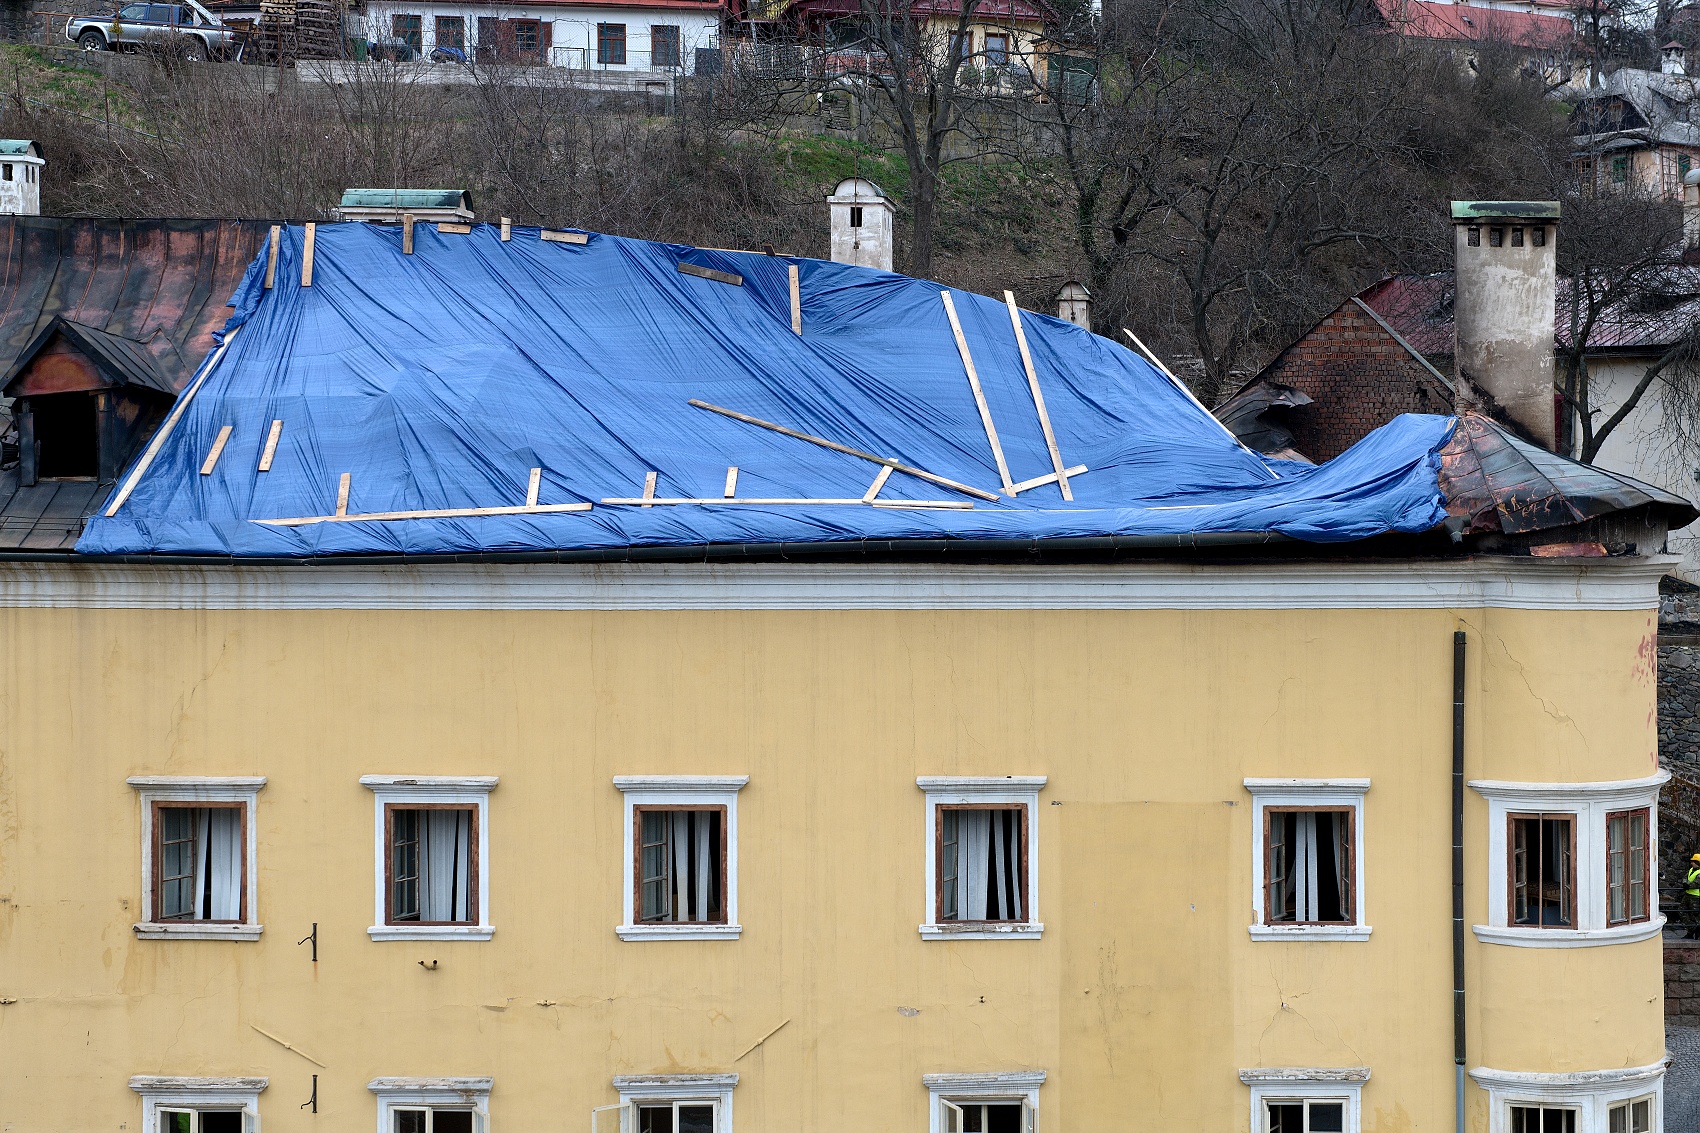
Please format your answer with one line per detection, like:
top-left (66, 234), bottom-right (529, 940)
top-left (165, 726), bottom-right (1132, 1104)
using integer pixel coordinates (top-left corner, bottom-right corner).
top-left (77, 223), bottom-right (1453, 556)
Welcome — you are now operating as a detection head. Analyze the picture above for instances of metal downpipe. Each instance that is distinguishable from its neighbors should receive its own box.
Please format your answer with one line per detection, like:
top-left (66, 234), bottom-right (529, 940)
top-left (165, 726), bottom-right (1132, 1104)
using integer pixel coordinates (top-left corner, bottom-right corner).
top-left (1453, 629), bottom-right (1468, 1133)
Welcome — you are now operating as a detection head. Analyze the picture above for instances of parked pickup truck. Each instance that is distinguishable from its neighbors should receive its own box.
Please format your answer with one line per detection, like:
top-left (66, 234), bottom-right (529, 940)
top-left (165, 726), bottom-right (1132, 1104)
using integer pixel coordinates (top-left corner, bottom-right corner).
top-left (66, 1), bottom-right (238, 61)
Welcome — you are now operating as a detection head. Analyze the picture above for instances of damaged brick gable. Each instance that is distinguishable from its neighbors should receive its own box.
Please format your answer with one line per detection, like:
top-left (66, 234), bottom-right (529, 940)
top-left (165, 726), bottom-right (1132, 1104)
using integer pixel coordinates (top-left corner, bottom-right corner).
top-left (1238, 297), bottom-right (1454, 462)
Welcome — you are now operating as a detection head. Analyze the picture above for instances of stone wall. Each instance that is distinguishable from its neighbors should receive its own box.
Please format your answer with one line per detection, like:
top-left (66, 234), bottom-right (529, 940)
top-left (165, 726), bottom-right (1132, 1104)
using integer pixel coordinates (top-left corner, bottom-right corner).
top-left (1671, 945), bottom-right (1700, 1028)
top-left (1659, 643), bottom-right (1700, 767)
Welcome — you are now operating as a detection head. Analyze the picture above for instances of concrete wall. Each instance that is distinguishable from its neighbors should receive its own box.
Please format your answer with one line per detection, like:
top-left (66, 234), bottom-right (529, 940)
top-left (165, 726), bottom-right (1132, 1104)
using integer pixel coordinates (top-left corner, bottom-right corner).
top-left (0, 595), bottom-right (1667, 1130)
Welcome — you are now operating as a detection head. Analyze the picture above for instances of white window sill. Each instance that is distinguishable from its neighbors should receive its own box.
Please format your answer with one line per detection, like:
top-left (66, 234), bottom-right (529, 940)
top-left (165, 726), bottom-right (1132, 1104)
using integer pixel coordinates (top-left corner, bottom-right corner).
top-left (617, 923), bottom-right (743, 941)
top-left (133, 922), bottom-right (263, 941)
top-left (1471, 917), bottom-right (1664, 948)
top-left (919, 922), bottom-right (1044, 940)
top-left (1248, 924), bottom-right (1373, 942)
top-left (368, 925), bottom-right (495, 941)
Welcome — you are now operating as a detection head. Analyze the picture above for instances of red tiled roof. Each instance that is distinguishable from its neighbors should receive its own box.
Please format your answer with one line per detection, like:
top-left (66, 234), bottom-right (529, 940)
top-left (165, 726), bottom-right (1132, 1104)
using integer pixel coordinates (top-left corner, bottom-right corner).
top-left (1372, 0), bottom-right (1575, 50)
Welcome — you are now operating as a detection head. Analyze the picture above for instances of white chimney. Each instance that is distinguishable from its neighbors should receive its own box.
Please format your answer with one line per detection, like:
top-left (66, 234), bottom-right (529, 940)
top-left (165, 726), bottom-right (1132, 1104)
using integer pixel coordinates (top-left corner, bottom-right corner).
top-left (1686, 169), bottom-right (1700, 248)
top-left (826, 177), bottom-right (893, 272)
top-left (1451, 201), bottom-right (1560, 449)
top-left (1665, 41), bottom-right (1687, 76)
top-left (0, 141), bottom-right (44, 217)
top-left (1056, 280), bottom-right (1091, 328)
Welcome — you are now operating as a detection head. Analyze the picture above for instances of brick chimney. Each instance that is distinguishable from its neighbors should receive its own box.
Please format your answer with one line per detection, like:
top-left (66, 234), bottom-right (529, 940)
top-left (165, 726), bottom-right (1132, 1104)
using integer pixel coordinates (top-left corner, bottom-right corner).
top-left (1451, 201), bottom-right (1561, 449)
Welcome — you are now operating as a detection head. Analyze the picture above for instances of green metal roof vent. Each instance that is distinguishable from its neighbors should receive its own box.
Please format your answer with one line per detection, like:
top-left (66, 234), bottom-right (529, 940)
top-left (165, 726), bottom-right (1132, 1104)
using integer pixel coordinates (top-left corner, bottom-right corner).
top-left (0, 140), bottom-right (44, 159)
top-left (1450, 200), bottom-right (1561, 221)
top-left (339, 189), bottom-right (473, 210)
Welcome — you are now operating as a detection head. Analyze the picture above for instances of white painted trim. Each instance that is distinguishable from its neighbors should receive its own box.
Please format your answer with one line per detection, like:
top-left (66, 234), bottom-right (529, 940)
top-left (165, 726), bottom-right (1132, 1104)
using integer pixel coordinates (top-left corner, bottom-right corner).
top-left (915, 776), bottom-right (1048, 792)
top-left (613, 1074), bottom-right (736, 1131)
top-left (130, 778), bottom-right (265, 937)
top-left (1242, 1072), bottom-right (1364, 1133)
top-left (611, 776), bottom-right (750, 793)
top-left (368, 1077), bottom-right (492, 1133)
top-left (1239, 1068), bottom-right (1371, 1083)
top-left (1472, 777), bottom-right (1665, 942)
top-left (1472, 918), bottom-right (1665, 947)
top-left (363, 778), bottom-right (496, 941)
top-left (919, 778), bottom-right (1043, 940)
top-left (1245, 781), bottom-right (1370, 940)
top-left (0, 557), bottom-right (1671, 611)
top-left (924, 1071), bottom-right (1044, 1133)
top-left (131, 1077), bottom-right (266, 1131)
top-left (1470, 1061), bottom-right (1665, 1133)
top-left (615, 780), bottom-right (743, 940)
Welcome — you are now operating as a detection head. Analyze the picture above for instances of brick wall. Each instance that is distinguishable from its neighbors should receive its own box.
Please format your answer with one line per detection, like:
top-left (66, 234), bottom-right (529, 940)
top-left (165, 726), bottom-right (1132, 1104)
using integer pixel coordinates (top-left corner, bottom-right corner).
top-left (1258, 300), bottom-right (1455, 462)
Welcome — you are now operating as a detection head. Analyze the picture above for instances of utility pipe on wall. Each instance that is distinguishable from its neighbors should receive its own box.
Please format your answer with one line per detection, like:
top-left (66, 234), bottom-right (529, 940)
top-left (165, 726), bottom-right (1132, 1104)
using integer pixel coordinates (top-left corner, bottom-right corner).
top-left (1453, 629), bottom-right (1468, 1133)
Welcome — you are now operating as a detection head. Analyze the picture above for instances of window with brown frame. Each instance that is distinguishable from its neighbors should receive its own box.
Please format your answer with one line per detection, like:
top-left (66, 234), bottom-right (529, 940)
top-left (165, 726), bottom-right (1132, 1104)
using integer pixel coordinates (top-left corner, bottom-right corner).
top-left (435, 15), bottom-right (464, 50)
top-left (635, 806), bottom-right (726, 924)
top-left (1607, 807), bottom-right (1651, 926)
top-left (651, 24), bottom-right (680, 68)
top-left (385, 804), bottom-right (477, 925)
top-left (1264, 807), bottom-right (1354, 924)
top-left (1510, 812), bottom-right (1574, 928)
top-left (152, 802), bottom-right (246, 923)
top-left (937, 805), bottom-right (1027, 923)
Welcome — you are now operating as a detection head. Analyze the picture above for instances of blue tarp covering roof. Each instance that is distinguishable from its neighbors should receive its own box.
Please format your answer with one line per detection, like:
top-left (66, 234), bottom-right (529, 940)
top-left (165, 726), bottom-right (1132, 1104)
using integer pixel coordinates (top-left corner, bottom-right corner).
top-left (78, 223), bottom-right (1453, 557)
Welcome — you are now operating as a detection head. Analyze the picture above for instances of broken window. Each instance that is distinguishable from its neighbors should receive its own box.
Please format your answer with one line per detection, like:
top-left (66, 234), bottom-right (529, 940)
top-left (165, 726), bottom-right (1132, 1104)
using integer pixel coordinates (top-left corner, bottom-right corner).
top-left (939, 806), bottom-right (1027, 923)
top-left (942, 1101), bottom-right (1028, 1133)
top-left (387, 805), bottom-right (476, 924)
top-left (598, 22), bottom-right (626, 64)
top-left (30, 391), bottom-right (99, 479)
top-left (1607, 808), bottom-right (1650, 925)
top-left (651, 25), bottom-right (680, 68)
top-left (1265, 1100), bottom-right (1345, 1133)
top-left (157, 1110), bottom-right (244, 1133)
top-left (393, 1109), bottom-right (475, 1133)
top-left (1608, 1096), bottom-right (1653, 1133)
top-left (155, 804), bottom-right (245, 922)
top-left (637, 807), bottom-right (725, 924)
top-left (1510, 813), bottom-right (1574, 928)
top-left (1264, 808), bottom-right (1353, 924)
top-left (1511, 1106), bottom-right (1576, 1133)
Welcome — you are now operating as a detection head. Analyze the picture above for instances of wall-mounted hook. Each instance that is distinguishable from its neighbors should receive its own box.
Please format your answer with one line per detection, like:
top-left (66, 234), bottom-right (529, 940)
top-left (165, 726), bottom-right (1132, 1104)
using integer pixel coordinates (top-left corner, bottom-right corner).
top-left (297, 922), bottom-right (317, 963)
top-left (418, 959), bottom-right (438, 971)
top-left (300, 1074), bottom-right (317, 1113)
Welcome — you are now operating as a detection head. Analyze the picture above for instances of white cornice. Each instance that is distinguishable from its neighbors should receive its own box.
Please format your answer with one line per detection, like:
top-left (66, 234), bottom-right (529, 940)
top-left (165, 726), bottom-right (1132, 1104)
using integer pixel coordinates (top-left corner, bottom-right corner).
top-left (127, 776), bottom-right (267, 791)
top-left (1468, 771), bottom-right (1669, 805)
top-left (1239, 1067), bottom-right (1372, 1084)
top-left (1469, 1061), bottom-right (1667, 1092)
top-left (0, 557), bottom-right (1671, 611)
top-left (359, 775), bottom-right (498, 794)
top-left (916, 776), bottom-right (1048, 792)
top-left (1243, 778), bottom-right (1371, 795)
top-left (368, 1077), bottom-right (493, 1093)
top-left (613, 775), bottom-right (749, 793)
top-left (130, 1077), bottom-right (268, 1093)
top-left (921, 1071), bottom-right (1048, 1090)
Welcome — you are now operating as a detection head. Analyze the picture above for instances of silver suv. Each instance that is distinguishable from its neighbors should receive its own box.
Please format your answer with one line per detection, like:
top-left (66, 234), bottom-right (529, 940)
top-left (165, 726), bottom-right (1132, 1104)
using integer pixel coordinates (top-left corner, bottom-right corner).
top-left (67, 1), bottom-right (237, 61)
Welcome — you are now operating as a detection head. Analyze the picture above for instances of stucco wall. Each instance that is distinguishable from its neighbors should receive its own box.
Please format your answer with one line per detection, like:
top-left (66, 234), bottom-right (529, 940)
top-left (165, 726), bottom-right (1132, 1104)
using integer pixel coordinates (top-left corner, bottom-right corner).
top-left (0, 599), bottom-right (1666, 1130)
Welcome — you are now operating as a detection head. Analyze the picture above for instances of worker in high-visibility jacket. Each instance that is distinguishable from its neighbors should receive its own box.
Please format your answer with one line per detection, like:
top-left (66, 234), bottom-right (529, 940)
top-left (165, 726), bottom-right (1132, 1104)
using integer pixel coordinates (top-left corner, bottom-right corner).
top-left (1685, 853), bottom-right (1700, 938)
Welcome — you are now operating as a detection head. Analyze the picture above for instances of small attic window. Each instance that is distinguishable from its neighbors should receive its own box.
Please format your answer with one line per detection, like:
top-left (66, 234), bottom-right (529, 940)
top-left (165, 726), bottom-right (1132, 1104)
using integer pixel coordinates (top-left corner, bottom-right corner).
top-left (850, 205), bottom-right (864, 228)
top-left (4, 164), bottom-right (14, 182)
top-left (31, 391), bottom-right (98, 479)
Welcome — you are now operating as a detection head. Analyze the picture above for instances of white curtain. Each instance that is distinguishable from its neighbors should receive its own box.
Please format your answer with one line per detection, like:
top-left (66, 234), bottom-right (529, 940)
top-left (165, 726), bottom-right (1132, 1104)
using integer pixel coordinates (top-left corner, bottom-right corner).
top-left (1293, 812), bottom-right (1320, 922)
top-left (422, 810), bottom-right (470, 922)
top-left (207, 808), bottom-right (242, 920)
top-left (694, 811), bottom-right (711, 922)
top-left (191, 808), bottom-right (210, 919)
top-left (672, 812), bottom-right (691, 922)
top-left (960, 811), bottom-right (990, 921)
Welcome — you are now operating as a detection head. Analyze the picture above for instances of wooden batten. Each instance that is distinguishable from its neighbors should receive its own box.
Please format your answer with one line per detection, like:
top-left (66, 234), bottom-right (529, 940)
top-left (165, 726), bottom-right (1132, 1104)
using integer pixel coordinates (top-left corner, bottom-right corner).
top-left (301, 223), bottom-right (317, 287)
top-left (940, 290), bottom-right (1014, 495)
top-left (335, 472), bottom-right (350, 516)
top-left (200, 425), bottom-right (234, 476)
top-left (788, 265), bottom-right (802, 334)
top-left (258, 419), bottom-right (283, 472)
top-left (679, 262), bottom-right (743, 287)
top-left (541, 230), bottom-right (589, 245)
top-left (437, 222), bottom-right (471, 235)
top-left (402, 214), bottom-right (415, 255)
top-left (264, 226), bottom-right (280, 290)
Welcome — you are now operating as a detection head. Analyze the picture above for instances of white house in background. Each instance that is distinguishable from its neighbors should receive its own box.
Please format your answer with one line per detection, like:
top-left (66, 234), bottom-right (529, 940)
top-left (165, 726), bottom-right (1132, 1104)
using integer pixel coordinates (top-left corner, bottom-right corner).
top-left (361, 0), bottom-right (721, 73)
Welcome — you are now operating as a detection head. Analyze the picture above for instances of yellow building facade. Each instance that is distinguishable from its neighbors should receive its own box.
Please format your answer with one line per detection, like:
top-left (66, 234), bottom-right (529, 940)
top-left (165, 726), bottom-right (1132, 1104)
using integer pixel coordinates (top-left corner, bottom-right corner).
top-left (0, 556), bottom-right (1672, 1132)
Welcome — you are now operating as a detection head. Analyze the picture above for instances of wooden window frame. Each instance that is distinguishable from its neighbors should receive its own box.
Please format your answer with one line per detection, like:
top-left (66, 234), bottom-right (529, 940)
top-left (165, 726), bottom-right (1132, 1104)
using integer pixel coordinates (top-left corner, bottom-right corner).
top-left (630, 804), bottom-right (730, 927)
top-left (650, 24), bottom-right (681, 68)
top-left (932, 803), bottom-right (1029, 927)
top-left (1605, 807), bottom-right (1651, 927)
top-left (1507, 811), bottom-right (1577, 930)
top-left (614, 776), bottom-right (747, 941)
top-left (1261, 805), bottom-right (1356, 927)
top-left (434, 16), bottom-right (464, 50)
top-left (383, 802), bottom-right (480, 928)
top-left (152, 800), bottom-right (248, 925)
top-left (597, 22), bottom-right (627, 64)
top-left (392, 13), bottom-right (422, 52)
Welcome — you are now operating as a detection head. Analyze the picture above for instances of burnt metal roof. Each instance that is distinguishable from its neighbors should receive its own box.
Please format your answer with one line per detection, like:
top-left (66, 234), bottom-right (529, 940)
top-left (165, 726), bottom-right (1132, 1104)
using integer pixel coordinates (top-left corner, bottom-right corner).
top-left (2, 316), bottom-right (177, 396)
top-left (1439, 412), bottom-right (1698, 534)
top-left (0, 467), bottom-right (108, 550)
top-left (0, 217), bottom-right (270, 395)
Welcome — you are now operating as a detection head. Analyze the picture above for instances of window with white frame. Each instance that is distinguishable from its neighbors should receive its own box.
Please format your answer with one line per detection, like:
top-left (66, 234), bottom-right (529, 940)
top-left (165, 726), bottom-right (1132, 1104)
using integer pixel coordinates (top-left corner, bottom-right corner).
top-left (917, 777), bottom-right (1044, 939)
top-left (614, 777), bottom-right (746, 940)
top-left (1243, 780), bottom-right (1370, 941)
top-left (361, 777), bottom-right (497, 941)
top-left (1469, 773), bottom-right (1666, 947)
top-left (128, 777), bottom-right (265, 941)
top-left (1240, 1068), bottom-right (1367, 1133)
top-left (1471, 1064), bottom-right (1663, 1133)
top-left (923, 1072), bottom-right (1043, 1133)
top-left (369, 1078), bottom-right (490, 1133)
top-left (130, 1076), bottom-right (265, 1132)
top-left (597, 1074), bottom-right (737, 1133)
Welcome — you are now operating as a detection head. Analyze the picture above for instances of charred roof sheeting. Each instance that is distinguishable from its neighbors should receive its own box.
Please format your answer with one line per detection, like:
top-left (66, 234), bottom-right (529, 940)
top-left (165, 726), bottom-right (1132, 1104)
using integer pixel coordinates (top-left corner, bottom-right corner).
top-left (2, 316), bottom-right (176, 396)
top-left (1439, 412), bottom-right (1698, 534)
top-left (0, 217), bottom-right (271, 395)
